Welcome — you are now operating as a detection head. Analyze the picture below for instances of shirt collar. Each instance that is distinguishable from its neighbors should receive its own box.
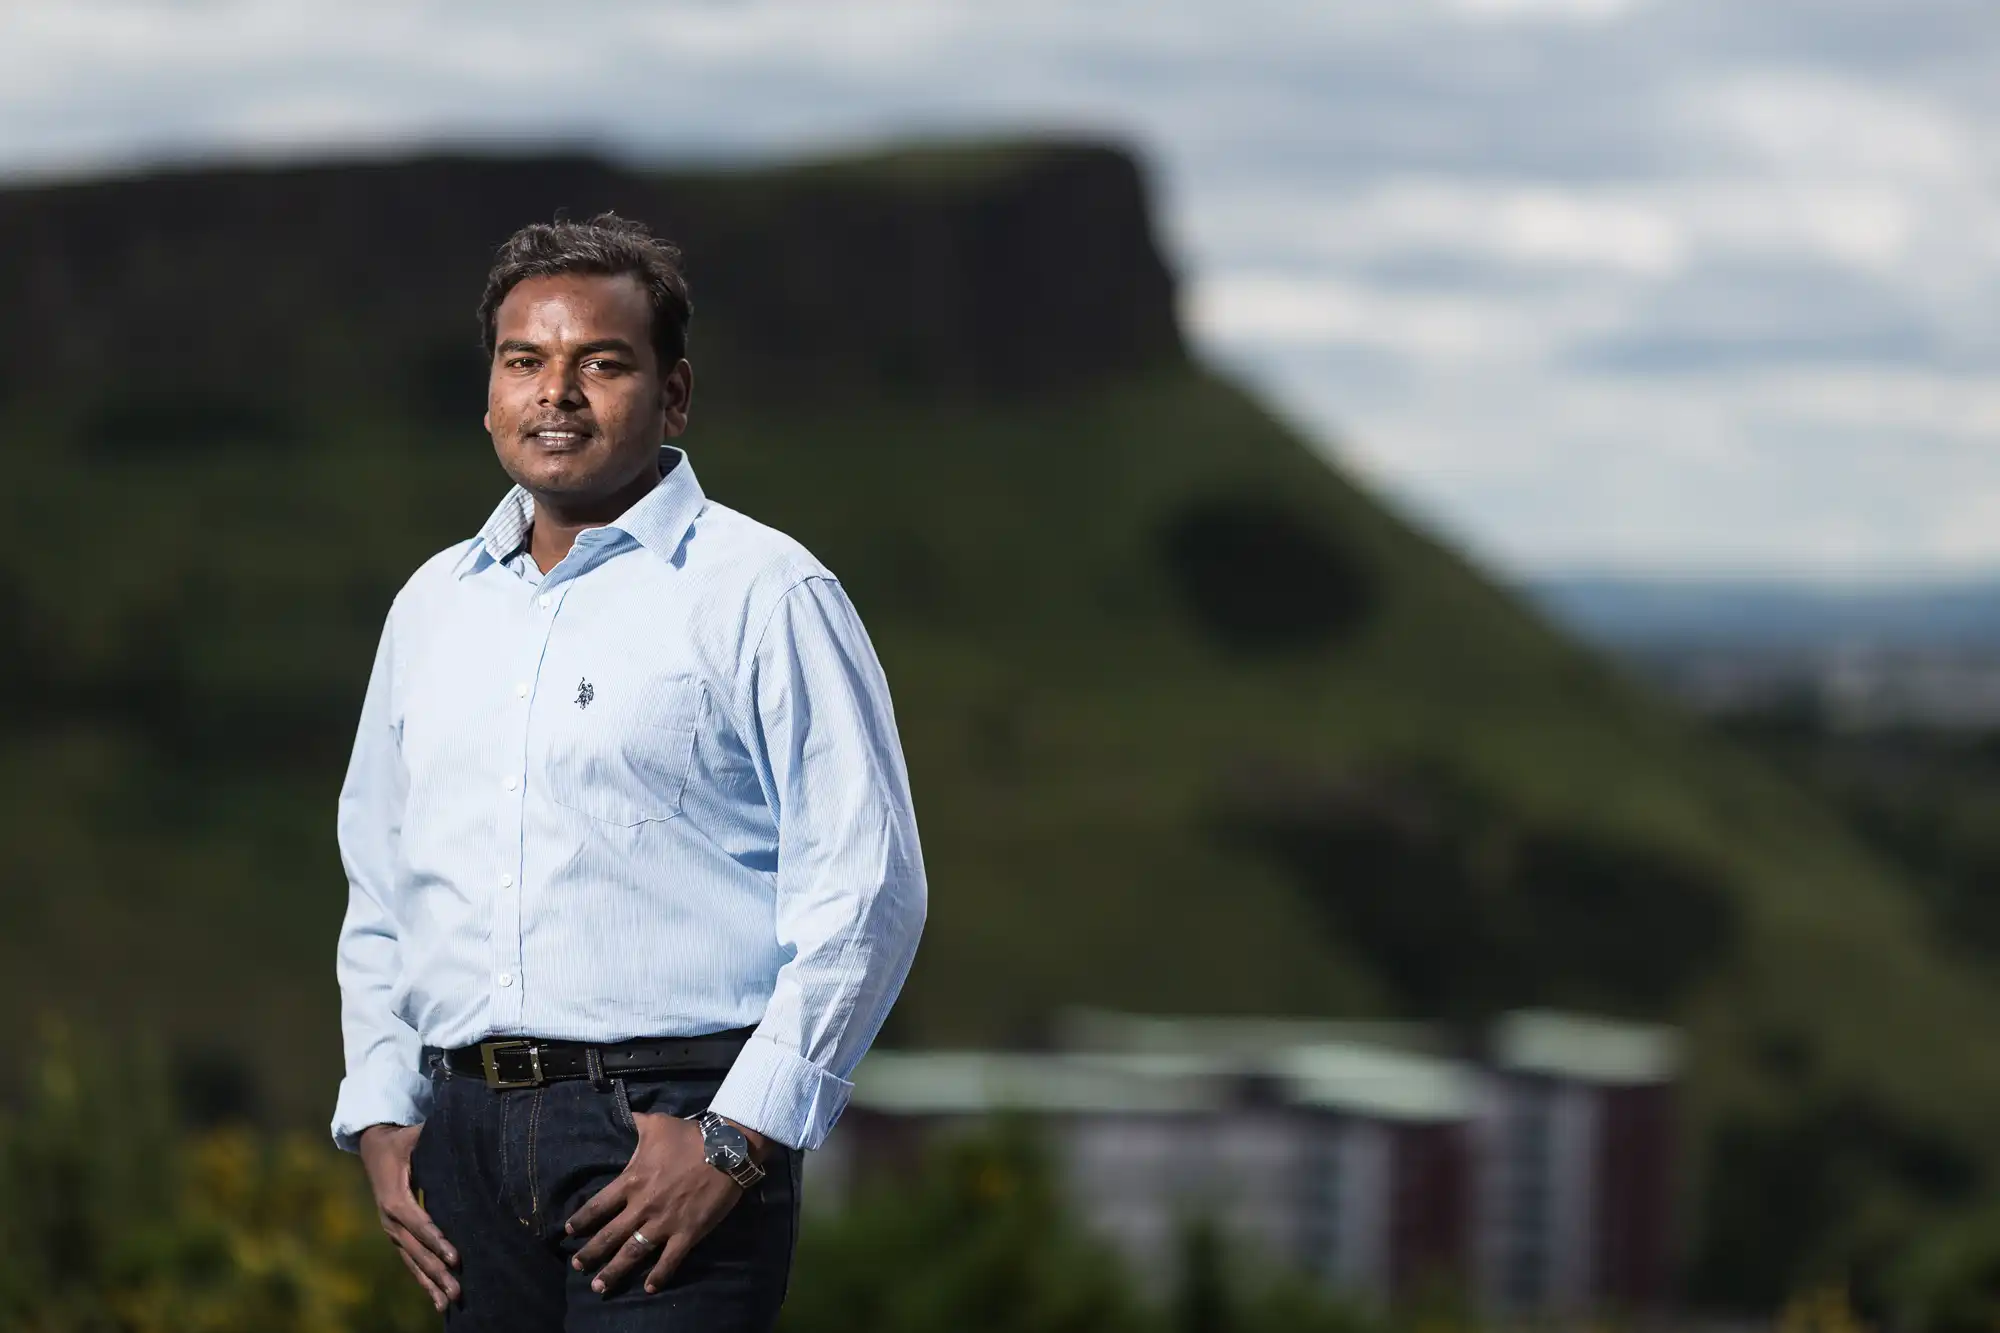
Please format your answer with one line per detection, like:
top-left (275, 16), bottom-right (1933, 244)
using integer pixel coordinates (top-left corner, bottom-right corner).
top-left (459, 446), bottom-right (706, 577)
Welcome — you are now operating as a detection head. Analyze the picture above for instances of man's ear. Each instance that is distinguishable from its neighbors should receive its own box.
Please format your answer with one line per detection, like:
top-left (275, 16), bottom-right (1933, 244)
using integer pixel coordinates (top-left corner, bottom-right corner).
top-left (483, 408), bottom-right (492, 435)
top-left (661, 360), bottom-right (693, 438)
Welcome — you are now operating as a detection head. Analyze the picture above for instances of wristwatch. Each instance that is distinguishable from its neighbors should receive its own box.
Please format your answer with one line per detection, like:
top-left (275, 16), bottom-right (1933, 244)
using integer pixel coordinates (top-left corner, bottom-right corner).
top-left (689, 1110), bottom-right (767, 1188)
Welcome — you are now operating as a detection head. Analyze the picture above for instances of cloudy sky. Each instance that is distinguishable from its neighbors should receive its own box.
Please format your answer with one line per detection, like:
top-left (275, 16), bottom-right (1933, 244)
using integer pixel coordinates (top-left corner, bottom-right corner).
top-left (5, 0), bottom-right (1997, 578)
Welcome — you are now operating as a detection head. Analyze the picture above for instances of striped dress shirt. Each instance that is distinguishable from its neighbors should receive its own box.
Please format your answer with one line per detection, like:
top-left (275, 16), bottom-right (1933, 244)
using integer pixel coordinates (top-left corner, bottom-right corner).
top-left (331, 448), bottom-right (926, 1153)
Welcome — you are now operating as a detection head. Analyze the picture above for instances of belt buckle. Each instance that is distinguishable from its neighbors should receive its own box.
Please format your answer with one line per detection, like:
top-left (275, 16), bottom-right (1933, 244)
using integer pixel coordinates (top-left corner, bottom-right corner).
top-left (480, 1040), bottom-right (543, 1089)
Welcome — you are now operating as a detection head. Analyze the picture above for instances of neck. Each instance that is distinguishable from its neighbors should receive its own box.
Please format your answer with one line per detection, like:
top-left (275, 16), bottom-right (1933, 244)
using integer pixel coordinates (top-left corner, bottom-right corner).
top-left (527, 462), bottom-right (663, 573)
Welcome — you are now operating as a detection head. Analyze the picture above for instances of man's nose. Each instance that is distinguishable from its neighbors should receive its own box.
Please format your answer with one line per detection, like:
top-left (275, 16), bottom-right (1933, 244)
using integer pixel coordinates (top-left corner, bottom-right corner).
top-left (537, 358), bottom-right (585, 408)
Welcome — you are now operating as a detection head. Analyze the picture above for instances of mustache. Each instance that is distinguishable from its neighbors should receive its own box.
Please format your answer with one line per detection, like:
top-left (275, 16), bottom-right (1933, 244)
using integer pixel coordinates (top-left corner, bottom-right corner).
top-left (522, 416), bottom-right (595, 436)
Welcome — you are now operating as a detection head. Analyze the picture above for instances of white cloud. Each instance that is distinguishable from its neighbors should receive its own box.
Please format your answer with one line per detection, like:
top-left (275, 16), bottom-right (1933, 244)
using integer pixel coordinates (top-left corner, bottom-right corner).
top-left (1747, 370), bottom-right (2000, 440)
top-left (1190, 274), bottom-right (1579, 362)
top-left (1193, 181), bottom-right (1689, 277)
top-left (1685, 70), bottom-right (1983, 184)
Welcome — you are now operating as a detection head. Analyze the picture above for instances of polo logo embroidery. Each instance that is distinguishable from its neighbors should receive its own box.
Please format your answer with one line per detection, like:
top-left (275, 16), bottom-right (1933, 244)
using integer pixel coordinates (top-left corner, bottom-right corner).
top-left (576, 679), bottom-right (595, 710)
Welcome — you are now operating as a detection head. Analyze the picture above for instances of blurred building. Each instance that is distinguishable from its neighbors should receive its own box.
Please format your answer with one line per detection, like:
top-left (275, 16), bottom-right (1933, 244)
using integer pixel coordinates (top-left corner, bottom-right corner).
top-left (813, 1010), bottom-right (1681, 1315)
top-left (1476, 1012), bottom-right (1682, 1315)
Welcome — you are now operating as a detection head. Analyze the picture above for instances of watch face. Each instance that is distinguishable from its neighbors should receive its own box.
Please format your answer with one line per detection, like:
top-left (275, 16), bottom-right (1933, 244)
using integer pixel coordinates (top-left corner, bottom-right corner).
top-left (701, 1116), bottom-right (749, 1171)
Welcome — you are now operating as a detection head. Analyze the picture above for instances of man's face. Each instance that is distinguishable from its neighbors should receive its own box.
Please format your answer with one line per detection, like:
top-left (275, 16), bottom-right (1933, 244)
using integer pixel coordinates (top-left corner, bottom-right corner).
top-left (484, 271), bottom-right (691, 506)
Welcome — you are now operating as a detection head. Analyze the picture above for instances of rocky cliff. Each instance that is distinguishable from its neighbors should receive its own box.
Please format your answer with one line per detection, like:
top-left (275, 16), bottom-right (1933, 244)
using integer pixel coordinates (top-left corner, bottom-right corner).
top-left (0, 141), bottom-right (1183, 422)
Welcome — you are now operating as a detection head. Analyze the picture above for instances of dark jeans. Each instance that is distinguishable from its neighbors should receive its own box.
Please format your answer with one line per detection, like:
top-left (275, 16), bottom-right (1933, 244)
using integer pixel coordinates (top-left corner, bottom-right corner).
top-left (412, 1051), bottom-right (801, 1332)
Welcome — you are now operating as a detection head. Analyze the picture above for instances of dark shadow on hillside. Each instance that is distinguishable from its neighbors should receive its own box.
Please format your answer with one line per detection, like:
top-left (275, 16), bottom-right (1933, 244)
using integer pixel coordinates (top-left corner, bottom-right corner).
top-left (1159, 497), bottom-right (1378, 655)
top-left (1215, 760), bottom-right (1740, 1017)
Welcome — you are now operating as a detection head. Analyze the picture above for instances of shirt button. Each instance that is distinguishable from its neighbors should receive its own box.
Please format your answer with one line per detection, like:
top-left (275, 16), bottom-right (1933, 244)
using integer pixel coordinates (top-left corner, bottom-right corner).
top-left (497, 972), bottom-right (514, 988)
top-left (537, 594), bottom-right (551, 609)
top-left (500, 873), bottom-right (514, 887)
top-left (504, 775), bottom-right (518, 792)
top-left (515, 682), bottom-right (528, 698)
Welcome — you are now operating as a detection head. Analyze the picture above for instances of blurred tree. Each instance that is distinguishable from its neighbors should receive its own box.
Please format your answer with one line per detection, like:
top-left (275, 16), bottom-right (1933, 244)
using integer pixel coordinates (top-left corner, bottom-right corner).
top-left (1886, 1207), bottom-right (2000, 1333)
top-left (779, 1121), bottom-right (1150, 1333)
top-left (1172, 1217), bottom-right (1230, 1333)
top-left (1694, 1090), bottom-right (1979, 1309)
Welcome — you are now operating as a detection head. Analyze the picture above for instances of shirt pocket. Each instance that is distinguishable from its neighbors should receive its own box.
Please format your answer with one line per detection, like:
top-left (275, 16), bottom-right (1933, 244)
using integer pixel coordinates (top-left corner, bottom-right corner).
top-left (541, 672), bottom-right (706, 827)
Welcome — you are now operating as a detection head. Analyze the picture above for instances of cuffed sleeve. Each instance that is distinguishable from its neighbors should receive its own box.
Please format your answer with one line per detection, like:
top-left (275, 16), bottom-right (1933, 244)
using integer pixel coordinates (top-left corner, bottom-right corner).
top-left (710, 1035), bottom-right (856, 1151)
top-left (331, 1059), bottom-right (432, 1153)
top-left (723, 576), bottom-right (926, 1151)
top-left (330, 611), bottom-right (427, 1153)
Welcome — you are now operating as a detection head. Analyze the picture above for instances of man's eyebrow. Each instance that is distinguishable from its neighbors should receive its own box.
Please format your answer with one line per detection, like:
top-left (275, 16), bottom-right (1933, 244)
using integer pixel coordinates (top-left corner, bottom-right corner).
top-left (494, 338), bottom-right (639, 357)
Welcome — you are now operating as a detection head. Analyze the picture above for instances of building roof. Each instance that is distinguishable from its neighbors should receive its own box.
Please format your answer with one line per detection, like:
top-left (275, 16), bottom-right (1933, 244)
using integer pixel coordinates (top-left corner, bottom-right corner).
top-left (1492, 1010), bottom-right (1682, 1086)
top-left (1057, 1008), bottom-right (1449, 1060)
top-left (851, 1043), bottom-right (1478, 1123)
top-left (849, 1050), bottom-right (1227, 1116)
top-left (1278, 1042), bottom-right (1480, 1122)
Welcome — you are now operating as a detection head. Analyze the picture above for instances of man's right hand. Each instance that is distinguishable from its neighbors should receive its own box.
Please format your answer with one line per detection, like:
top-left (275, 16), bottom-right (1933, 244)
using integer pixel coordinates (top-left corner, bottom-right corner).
top-left (358, 1123), bottom-right (461, 1311)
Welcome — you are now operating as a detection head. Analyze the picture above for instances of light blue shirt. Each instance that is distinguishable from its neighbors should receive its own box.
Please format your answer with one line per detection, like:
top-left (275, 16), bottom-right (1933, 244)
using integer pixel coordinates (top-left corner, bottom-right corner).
top-left (332, 448), bottom-right (926, 1153)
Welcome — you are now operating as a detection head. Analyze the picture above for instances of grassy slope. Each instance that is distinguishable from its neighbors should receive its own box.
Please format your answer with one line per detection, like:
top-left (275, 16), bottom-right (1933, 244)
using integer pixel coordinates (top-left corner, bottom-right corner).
top-left (2, 354), bottom-right (1996, 1278)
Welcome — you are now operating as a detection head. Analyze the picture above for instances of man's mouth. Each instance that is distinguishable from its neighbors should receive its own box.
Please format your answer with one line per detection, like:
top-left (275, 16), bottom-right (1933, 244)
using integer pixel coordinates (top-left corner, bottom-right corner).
top-left (527, 425), bottom-right (592, 444)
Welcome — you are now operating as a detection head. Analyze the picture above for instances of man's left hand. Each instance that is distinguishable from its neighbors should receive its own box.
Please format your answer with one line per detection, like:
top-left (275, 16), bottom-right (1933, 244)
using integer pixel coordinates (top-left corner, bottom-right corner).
top-left (565, 1112), bottom-right (769, 1296)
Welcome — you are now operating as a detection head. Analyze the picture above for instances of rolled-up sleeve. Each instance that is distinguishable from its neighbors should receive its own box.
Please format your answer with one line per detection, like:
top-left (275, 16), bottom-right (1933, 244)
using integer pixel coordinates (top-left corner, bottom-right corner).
top-left (330, 611), bottom-right (430, 1152)
top-left (711, 576), bottom-right (927, 1150)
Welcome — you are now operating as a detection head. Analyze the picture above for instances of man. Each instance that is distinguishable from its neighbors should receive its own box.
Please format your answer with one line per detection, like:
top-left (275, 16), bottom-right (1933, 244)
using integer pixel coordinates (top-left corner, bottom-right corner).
top-left (333, 212), bottom-right (926, 1331)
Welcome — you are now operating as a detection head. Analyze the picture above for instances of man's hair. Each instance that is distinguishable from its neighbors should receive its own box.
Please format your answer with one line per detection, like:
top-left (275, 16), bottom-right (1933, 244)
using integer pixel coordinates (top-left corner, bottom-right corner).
top-left (477, 211), bottom-right (693, 370)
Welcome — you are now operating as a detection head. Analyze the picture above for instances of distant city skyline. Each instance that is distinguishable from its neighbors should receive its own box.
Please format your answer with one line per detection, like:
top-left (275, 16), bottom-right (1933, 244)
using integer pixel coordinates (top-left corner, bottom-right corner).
top-left (4, 0), bottom-right (1995, 577)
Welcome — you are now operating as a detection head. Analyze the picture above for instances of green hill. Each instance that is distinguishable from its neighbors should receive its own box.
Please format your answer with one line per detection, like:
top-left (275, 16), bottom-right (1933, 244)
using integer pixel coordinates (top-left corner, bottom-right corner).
top-left (1, 141), bottom-right (1994, 1305)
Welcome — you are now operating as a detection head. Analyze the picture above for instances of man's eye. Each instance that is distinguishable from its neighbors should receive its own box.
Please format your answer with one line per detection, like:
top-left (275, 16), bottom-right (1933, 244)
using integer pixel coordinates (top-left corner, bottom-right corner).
top-left (506, 357), bottom-right (538, 370)
top-left (586, 359), bottom-right (624, 374)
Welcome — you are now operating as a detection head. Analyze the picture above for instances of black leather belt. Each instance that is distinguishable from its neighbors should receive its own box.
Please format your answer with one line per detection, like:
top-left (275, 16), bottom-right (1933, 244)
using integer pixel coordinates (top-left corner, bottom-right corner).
top-left (442, 1029), bottom-right (754, 1089)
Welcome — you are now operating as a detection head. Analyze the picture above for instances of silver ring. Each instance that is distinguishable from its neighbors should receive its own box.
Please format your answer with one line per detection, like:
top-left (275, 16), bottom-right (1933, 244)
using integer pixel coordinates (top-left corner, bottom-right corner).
top-left (629, 1230), bottom-right (654, 1251)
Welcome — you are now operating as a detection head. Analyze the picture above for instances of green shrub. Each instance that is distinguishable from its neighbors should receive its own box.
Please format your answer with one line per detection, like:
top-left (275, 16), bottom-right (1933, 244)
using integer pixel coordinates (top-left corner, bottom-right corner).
top-left (780, 1121), bottom-right (1152, 1333)
top-left (1885, 1207), bottom-right (2000, 1333)
top-left (0, 1022), bottom-right (428, 1333)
